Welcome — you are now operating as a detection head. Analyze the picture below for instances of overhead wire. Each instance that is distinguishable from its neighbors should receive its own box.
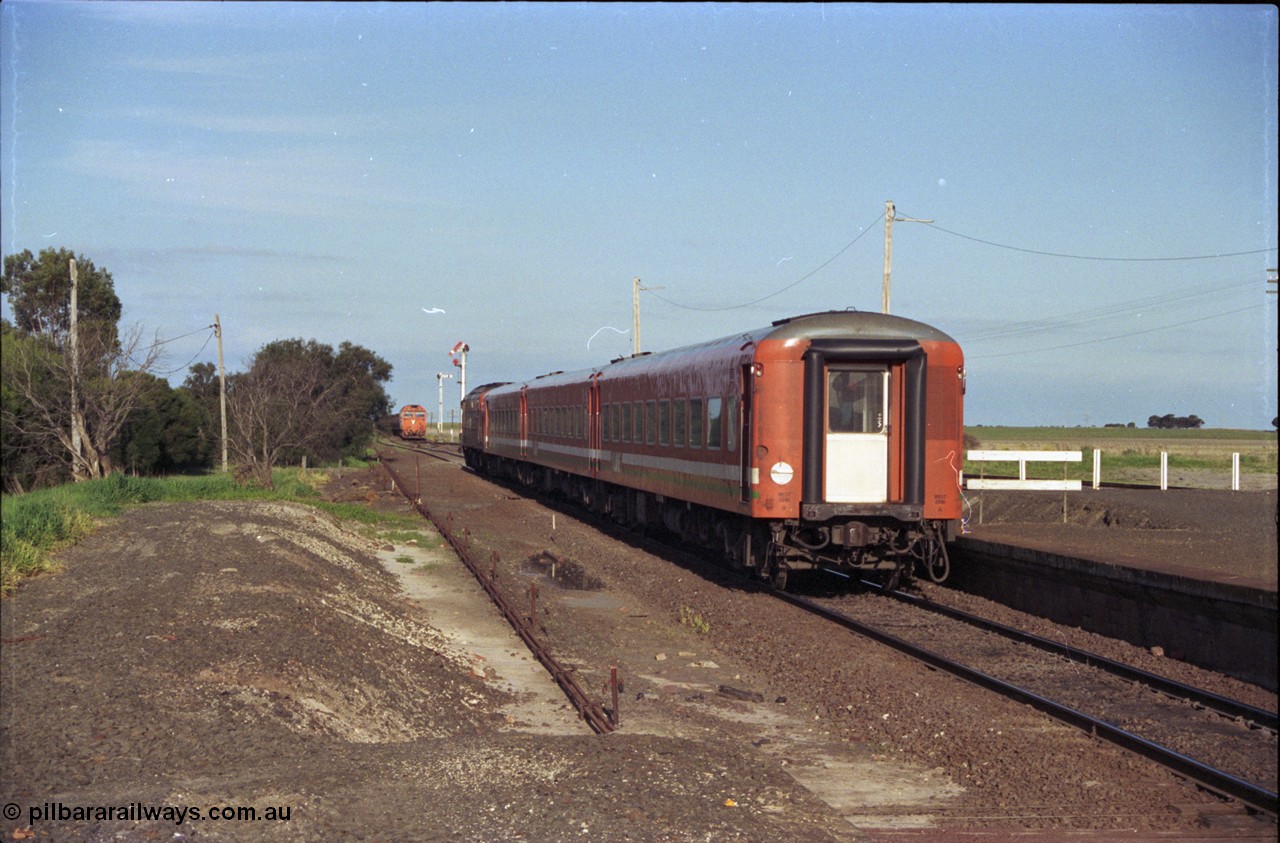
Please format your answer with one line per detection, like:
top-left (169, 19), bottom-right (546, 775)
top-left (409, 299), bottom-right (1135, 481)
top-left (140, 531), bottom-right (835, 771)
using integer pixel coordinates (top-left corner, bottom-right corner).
top-left (967, 303), bottom-right (1266, 360)
top-left (963, 275), bottom-right (1261, 342)
top-left (644, 211), bottom-right (885, 312)
top-left (888, 211), bottom-right (1276, 358)
top-left (153, 328), bottom-right (217, 376)
top-left (919, 222), bottom-right (1276, 262)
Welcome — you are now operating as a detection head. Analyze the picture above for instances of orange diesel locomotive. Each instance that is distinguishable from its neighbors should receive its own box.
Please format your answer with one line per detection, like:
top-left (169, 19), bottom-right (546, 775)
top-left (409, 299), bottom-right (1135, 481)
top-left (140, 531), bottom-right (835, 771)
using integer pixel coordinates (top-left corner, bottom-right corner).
top-left (462, 311), bottom-right (965, 587)
top-left (398, 404), bottom-right (428, 440)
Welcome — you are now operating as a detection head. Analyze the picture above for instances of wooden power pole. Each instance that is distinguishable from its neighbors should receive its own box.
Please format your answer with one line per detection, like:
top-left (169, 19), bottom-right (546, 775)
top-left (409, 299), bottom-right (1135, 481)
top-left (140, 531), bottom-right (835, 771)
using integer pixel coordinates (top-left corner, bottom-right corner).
top-left (881, 200), bottom-right (933, 314)
top-left (881, 201), bottom-right (894, 314)
top-left (632, 277), bottom-right (642, 355)
top-left (215, 314), bottom-right (228, 472)
top-left (68, 258), bottom-right (84, 479)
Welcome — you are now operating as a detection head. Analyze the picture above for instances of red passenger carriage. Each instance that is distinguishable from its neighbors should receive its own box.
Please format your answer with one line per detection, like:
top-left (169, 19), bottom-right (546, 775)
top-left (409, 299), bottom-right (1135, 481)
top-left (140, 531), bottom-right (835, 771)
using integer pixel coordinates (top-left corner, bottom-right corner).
top-left (462, 311), bottom-right (965, 586)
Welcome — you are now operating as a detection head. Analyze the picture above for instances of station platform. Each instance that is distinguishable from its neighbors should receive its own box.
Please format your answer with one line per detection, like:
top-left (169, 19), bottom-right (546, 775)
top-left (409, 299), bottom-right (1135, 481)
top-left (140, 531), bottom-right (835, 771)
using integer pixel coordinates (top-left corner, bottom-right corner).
top-left (956, 487), bottom-right (1277, 592)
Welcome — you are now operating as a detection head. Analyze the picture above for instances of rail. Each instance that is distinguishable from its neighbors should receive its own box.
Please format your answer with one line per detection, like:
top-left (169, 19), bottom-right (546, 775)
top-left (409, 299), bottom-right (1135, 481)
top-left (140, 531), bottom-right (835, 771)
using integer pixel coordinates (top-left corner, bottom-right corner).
top-left (377, 453), bottom-right (616, 734)
top-left (873, 581), bottom-right (1278, 733)
top-left (774, 587), bottom-right (1278, 818)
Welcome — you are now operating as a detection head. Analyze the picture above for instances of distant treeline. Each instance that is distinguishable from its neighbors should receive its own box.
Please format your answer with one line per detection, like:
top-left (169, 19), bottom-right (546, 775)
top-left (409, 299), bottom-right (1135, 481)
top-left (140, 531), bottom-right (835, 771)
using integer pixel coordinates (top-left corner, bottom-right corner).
top-left (1145, 414), bottom-right (1205, 429)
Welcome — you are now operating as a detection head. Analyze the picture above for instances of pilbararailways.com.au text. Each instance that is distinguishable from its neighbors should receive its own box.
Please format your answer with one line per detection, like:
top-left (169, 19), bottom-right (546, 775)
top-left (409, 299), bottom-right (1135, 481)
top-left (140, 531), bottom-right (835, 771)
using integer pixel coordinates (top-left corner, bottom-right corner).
top-left (8, 801), bottom-right (292, 826)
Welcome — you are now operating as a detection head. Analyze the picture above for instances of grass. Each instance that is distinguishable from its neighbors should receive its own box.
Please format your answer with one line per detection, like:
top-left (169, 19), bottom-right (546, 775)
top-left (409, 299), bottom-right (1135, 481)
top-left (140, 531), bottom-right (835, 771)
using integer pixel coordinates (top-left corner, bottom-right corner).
top-left (0, 465), bottom-right (428, 596)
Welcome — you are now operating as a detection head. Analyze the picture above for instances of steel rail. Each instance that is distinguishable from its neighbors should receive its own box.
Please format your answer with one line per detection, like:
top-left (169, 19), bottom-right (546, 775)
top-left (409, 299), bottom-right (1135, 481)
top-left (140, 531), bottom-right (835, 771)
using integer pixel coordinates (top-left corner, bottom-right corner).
top-left (774, 588), bottom-right (1278, 819)
top-left (866, 580), bottom-right (1278, 733)
top-left (378, 454), bottom-right (616, 734)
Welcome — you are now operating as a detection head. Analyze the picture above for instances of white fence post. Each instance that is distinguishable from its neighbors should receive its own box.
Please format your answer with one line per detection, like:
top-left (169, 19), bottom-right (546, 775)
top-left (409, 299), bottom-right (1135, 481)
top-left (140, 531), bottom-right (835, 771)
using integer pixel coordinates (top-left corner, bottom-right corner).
top-left (1232, 452), bottom-right (1240, 491)
top-left (1092, 449), bottom-right (1101, 490)
top-left (1160, 451), bottom-right (1168, 491)
top-left (966, 450), bottom-right (1084, 525)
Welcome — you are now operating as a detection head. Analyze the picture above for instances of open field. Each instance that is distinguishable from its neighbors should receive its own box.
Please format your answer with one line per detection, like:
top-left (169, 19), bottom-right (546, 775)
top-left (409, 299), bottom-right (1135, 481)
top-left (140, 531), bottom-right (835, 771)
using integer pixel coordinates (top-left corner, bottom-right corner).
top-left (964, 427), bottom-right (1277, 490)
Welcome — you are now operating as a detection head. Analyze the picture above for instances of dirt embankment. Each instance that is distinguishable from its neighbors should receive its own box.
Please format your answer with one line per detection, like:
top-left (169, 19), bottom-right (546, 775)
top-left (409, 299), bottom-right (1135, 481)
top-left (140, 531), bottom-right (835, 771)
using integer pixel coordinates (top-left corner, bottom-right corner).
top-left (0, 498), bottom-right (856, 842)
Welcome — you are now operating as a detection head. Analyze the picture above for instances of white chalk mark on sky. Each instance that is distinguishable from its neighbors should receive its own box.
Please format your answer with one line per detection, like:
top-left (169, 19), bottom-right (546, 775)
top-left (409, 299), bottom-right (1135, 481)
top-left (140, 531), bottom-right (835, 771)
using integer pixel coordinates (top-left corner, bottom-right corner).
top-left (587, 325), bottom-right (629, 349)
top-left (776, 256), bottom-right (793, 266)
top-left (422, 307), bottom-right (446, 314)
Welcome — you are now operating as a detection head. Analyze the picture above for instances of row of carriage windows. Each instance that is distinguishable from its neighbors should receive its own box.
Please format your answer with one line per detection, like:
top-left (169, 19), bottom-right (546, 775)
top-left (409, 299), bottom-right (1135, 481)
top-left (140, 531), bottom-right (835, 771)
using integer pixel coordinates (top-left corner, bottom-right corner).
top-left (488, 397), bottom-right (739, 451)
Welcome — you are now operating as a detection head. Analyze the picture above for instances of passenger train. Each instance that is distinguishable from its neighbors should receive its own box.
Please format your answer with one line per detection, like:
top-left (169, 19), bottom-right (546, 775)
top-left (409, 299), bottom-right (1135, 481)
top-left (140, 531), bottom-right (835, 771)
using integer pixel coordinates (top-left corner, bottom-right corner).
top-left (461, 311), bottom-right (965, 587)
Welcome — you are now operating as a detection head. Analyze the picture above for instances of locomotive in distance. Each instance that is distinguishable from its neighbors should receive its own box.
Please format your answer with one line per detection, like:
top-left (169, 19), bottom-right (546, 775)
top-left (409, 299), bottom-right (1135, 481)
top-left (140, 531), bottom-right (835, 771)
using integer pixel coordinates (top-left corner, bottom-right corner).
top-left (397, 404), bottom-right (428, 440)
top-left (461, 310), bottom-right (965, 587)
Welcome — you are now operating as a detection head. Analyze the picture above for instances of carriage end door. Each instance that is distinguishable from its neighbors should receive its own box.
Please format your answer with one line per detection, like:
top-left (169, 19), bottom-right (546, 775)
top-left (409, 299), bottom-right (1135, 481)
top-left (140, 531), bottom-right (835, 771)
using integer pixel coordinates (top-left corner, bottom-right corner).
top-left (824, 366), bottom-right (890, 503)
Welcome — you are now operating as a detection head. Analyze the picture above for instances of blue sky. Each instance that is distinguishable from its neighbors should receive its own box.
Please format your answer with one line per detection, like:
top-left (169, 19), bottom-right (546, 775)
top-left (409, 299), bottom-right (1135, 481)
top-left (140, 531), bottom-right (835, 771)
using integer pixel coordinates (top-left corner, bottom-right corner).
top-left (2, 2), bottom-right (1276, 428)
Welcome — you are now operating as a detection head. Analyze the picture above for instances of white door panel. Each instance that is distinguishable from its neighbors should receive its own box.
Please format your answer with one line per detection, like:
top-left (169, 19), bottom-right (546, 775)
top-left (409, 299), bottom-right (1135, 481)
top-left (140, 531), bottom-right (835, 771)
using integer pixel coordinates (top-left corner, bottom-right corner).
top-left (824, 368), bottom-right (889, 503)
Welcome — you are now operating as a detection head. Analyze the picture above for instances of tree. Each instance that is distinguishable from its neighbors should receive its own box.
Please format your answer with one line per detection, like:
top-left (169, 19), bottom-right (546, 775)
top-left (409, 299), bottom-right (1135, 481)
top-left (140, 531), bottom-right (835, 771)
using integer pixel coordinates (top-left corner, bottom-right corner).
top-left (2, 248), bottom-right (170, 481)
top-left (225, 338), bottom-right (393, 487)
top-left (181, 361), bottom-right (224, 464)
top-left (1, 321), bottom-right (68, 491)
top-left (115, 373), bottom-right (216, 474)
top-left (1147, 413), bottom-right (1207, 429)
top-left (2, 248), bottom-right (122, 351)
top-left (329, 341), bottom-right (393, 458)
top-left (4, 320), bottom-right (164, 480)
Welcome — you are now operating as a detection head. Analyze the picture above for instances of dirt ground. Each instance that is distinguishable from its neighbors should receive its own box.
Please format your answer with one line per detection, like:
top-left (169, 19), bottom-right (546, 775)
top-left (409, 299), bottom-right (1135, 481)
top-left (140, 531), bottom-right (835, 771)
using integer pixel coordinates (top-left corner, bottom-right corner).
top-left (962, 485), bottom-right (1278, 589)
top-left (1, 461), bottom-right (1276, 841)
top-left (0, 497), bottom-right (867, 842)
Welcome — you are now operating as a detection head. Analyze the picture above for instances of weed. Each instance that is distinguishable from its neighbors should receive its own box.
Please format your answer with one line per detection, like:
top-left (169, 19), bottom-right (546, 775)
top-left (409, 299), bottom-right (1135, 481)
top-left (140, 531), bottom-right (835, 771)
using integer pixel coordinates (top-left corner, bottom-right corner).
top-left (679, 605), bottom-right (711, 634)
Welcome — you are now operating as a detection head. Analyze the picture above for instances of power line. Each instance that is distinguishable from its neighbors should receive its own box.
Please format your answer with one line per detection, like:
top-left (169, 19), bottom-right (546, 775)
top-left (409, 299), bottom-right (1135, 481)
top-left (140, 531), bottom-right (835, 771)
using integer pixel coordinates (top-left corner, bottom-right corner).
top-left (921, 222), bottom-right (1275, 262)
top-left (967, 303), bottom-right (1265, 360)
top-left (153, 329), bottom-right (217, 376)
top-left (964, 276), bottom-right (1260, 342)
top-left (645, 212), bottom-right (885, 312)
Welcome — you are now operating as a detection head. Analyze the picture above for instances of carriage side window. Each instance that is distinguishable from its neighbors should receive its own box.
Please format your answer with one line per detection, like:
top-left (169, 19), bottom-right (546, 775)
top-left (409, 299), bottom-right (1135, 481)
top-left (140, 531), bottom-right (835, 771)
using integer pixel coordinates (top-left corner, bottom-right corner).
top-left (658, 400), bottom-right (671, 446)
top-left (673, 399), bottom-right (686, 447)
top-left (705, 397), bottom-right (722, 449)
top-left (621, 402), bottom-right (631, 443)
top-left (644, 401), bottom-right (657, 445)
top-left (828, 370), bottom-right (886, 433)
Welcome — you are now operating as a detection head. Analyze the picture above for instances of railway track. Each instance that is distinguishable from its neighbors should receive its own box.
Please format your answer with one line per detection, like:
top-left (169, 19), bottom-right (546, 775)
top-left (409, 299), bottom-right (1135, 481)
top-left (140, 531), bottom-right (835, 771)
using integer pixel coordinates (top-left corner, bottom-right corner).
top-left (781, 575), bottom-right (1278, 819)
top-left (378, 437), bottom-right (465, 465)
top-left (374, 442), bottom-right (1276, 823)
top-left (375, 444), bottom-right (615, 735)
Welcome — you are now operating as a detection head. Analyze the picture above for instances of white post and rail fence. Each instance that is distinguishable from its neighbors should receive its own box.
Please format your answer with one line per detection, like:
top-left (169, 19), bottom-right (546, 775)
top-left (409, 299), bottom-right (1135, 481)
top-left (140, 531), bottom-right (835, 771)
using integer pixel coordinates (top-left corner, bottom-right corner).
top-left (964, 448), bottom-right (1251, 524)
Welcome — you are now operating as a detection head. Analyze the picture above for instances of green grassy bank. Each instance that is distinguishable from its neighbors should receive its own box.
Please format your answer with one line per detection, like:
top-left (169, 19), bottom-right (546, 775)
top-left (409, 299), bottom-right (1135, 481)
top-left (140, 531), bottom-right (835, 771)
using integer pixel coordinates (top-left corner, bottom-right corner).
top-left (0, 466), bottom-right (432, 596)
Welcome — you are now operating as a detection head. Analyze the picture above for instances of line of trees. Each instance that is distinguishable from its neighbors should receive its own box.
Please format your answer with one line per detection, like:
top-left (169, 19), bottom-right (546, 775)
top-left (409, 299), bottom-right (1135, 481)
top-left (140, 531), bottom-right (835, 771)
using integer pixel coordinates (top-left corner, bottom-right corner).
top-left (1146, 414), bottom-right (1206, 429)
top-left (2, 247), bottom-right (393, 493)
